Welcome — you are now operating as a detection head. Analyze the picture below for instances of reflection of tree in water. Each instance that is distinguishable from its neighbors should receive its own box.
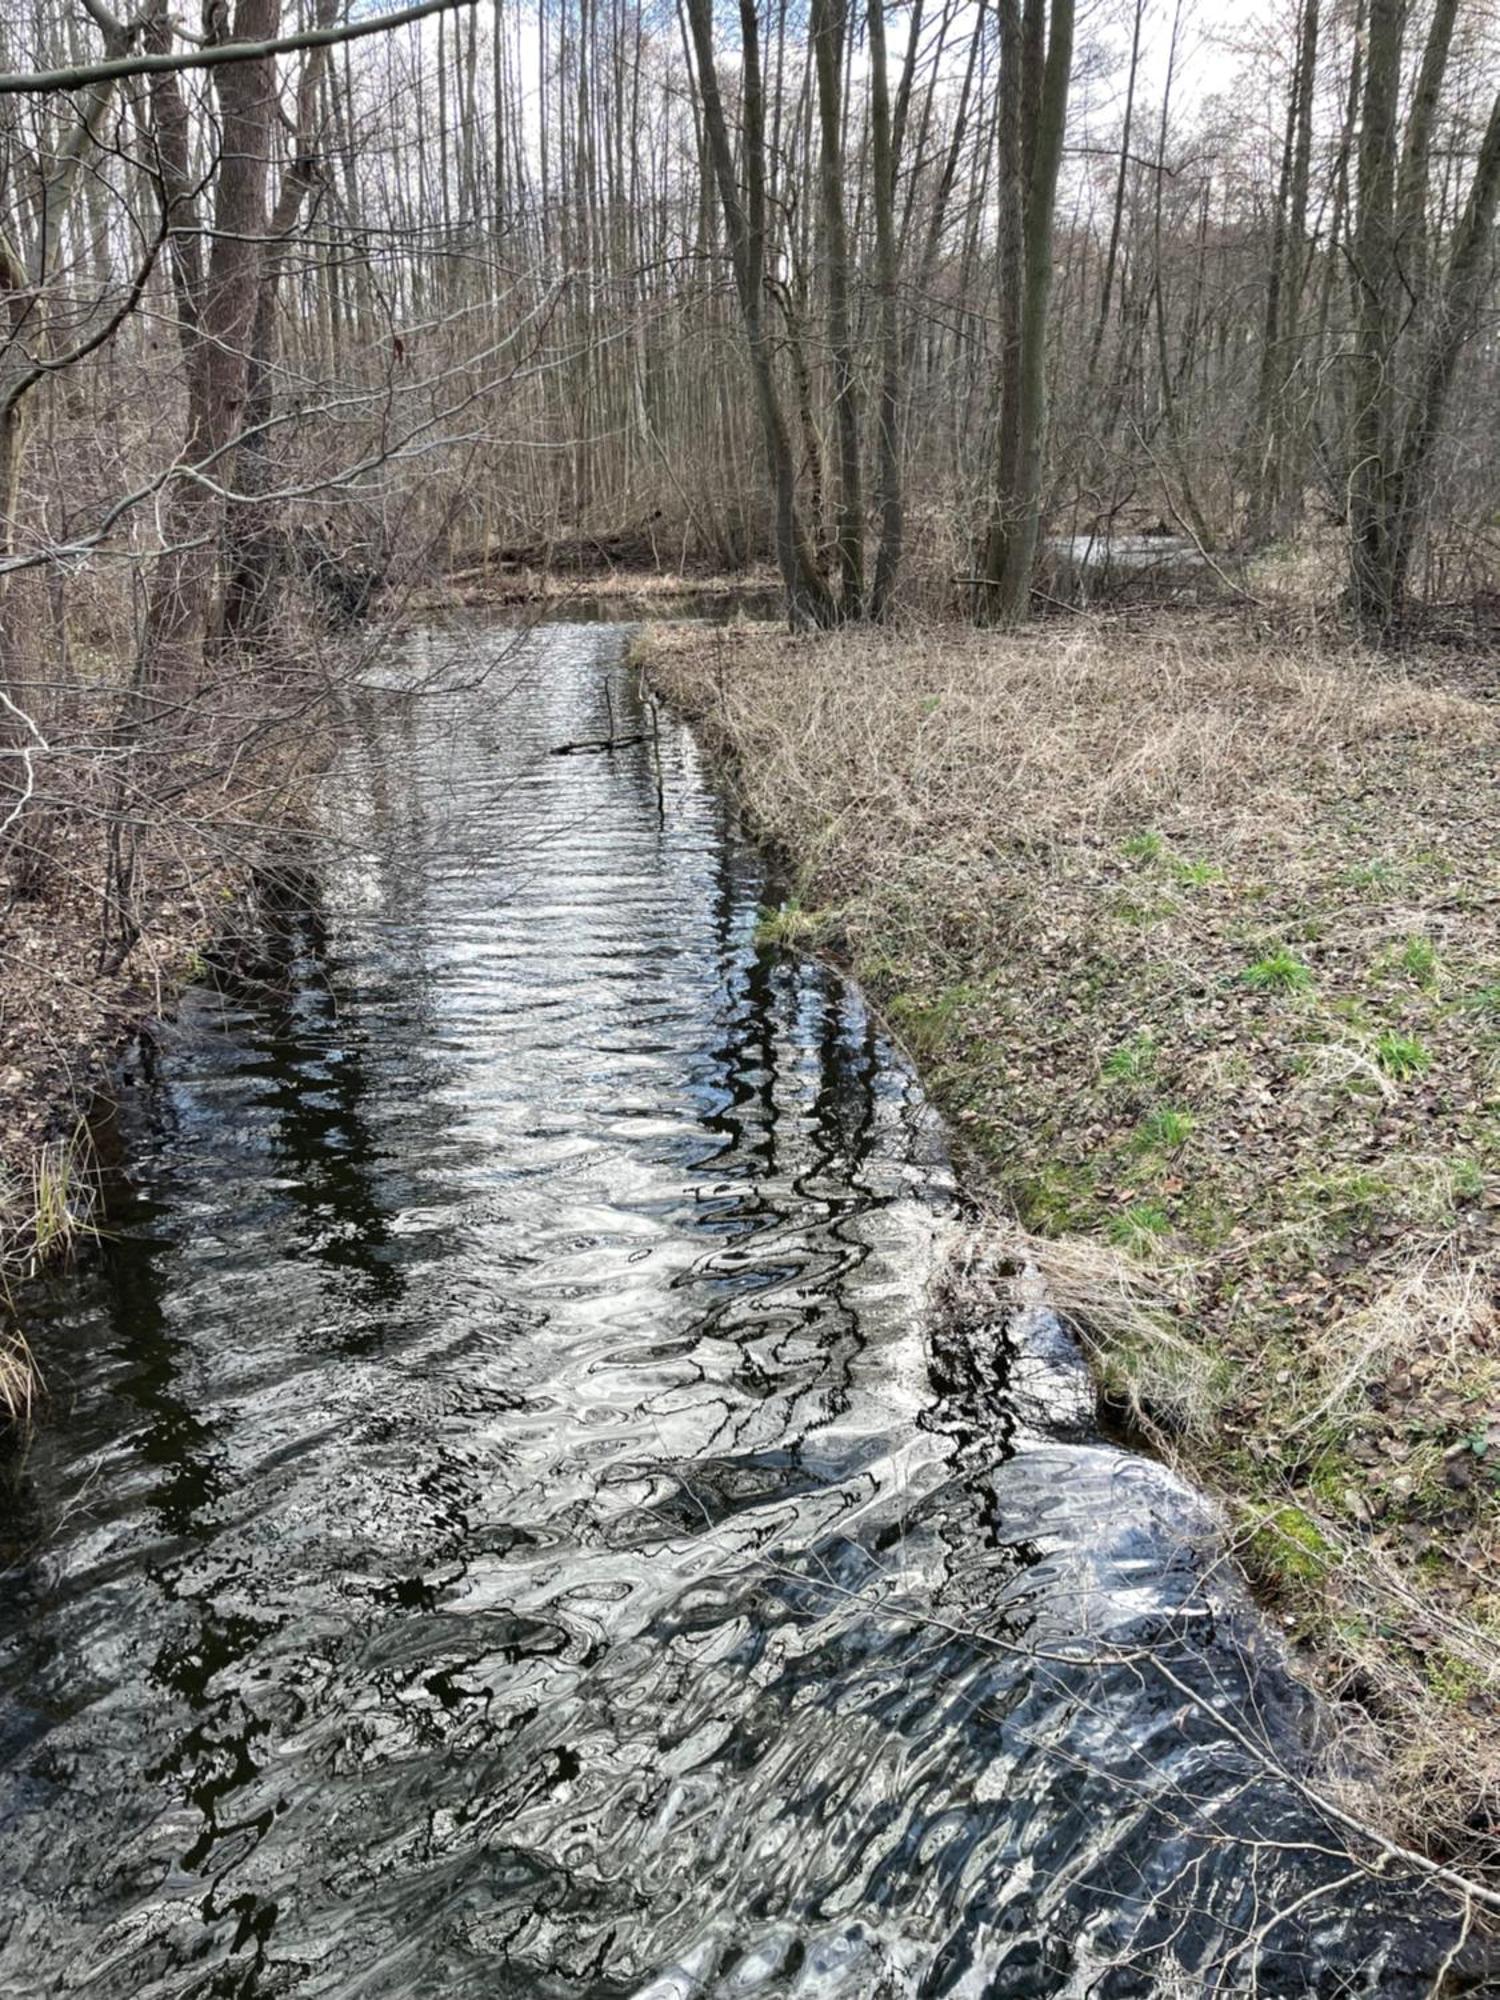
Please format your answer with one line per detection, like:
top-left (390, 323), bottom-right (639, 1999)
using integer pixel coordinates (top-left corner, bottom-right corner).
top-left (243, 893), bottom-right (404, 1332)
top-left (106, 1177), bottom-right (227, 1542)
top-left (677, 794), bottom-right (897, 1461)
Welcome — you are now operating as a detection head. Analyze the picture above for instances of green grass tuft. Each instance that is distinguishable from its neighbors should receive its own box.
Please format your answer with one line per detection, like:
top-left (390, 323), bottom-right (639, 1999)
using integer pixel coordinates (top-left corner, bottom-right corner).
top-left (754, 899), bottom-right (827, 950)
top-left (1171, 857), bottom-right (1222, 888)
top-left (1397, 935), bottom-right (1439, 986)
top-left (1102, 1032), bottom-right (1157, 1083)
top-left (1374, 1031), bottom-right (1431, 1081)
top-left (1342, 858), bottom-right (1400, 891)
top-left (1243, 947), bottom-right (1313, 993)
top-left (1122, 830), bottom-right (1165, 863)
top-left (1107, 1201), bottom-right (1172, 1254)
top-left (887, 982), bottom-right (983, 1059)
top-left (1451, 1156), bottom-right (1485, 1201)
top-left (1133, 1106), bottom-right (1194, 1153)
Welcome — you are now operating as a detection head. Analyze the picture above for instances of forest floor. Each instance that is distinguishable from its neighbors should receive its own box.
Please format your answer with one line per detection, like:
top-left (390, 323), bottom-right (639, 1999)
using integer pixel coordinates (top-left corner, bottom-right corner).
top-left (641, 605), bottom-right (1500, 1878)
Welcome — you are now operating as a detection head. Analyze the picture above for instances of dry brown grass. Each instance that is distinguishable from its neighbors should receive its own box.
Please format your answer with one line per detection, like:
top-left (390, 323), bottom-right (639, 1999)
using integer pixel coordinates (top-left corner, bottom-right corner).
top-left (644, 608), bottom-right (1500, 1874)
top-left (0, 1325), bottom-right (39, 1424)
top-left (957, 1216), bottom-right (1224, 1441)
top-left (0, 1123), bottom-right (100, 1419)
top-left (645, 612), bottom-right (1489, 860)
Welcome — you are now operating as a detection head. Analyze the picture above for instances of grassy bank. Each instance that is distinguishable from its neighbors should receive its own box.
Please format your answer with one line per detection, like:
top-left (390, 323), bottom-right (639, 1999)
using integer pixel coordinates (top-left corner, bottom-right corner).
top-left (643, 609), bottom-right (1500, 1876)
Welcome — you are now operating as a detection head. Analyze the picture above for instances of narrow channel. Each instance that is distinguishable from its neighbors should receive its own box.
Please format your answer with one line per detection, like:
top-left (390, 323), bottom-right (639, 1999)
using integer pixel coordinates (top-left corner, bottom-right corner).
top-left (0, 619), bottom-right (1482, 1996)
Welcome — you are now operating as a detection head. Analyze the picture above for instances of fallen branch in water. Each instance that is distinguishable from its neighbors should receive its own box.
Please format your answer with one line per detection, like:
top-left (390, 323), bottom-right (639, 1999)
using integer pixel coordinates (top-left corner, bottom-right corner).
top-left (549, 734), bottom-right (651, 756)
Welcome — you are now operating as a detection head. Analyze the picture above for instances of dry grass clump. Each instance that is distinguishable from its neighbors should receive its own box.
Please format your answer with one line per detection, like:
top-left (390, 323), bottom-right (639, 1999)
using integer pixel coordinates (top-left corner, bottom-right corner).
top-left (1278, 1250), bottom-right (1490, 1445)
top-left (0, 1325), bottom-right (39, 1424)
top-left (1227, 1248), bottom-right (1499, 1869)
top-left (646, 608), bottom-right (1500, 1873)
top-left (0, 1124), bottom-right (100, 1420)
top-left (1009, 1227), bottom-right (1223, 1442)
top-left (0, 1127), bottom-right (98, 1278)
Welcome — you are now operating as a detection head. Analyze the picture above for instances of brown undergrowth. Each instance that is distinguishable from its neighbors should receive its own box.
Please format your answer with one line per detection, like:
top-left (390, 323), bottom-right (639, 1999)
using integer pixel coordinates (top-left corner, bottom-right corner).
top-left (642, 607), bottom-right (1500, 1878)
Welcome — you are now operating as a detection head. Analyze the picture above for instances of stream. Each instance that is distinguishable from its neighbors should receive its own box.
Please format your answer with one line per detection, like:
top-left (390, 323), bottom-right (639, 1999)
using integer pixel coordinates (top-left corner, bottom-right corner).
top-left (0, 618), bottom-right (1489, 1997)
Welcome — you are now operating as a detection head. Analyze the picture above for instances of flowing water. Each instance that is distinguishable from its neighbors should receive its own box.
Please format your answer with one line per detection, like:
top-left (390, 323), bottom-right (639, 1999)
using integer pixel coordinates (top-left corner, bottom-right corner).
top-left (0, 620), bottom-right (1489, 1998)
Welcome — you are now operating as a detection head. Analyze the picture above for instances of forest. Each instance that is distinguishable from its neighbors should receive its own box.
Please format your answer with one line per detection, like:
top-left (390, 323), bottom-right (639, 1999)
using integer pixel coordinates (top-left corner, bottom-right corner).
top-left (2, 0), bottom-right (1498, 648)
top-left (2, 0), bottom-right (1500, 1950)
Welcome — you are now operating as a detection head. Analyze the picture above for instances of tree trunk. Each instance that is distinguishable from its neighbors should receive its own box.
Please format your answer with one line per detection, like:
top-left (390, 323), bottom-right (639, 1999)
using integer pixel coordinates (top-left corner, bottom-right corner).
top-left (1247, 0), bottom-right (1317, 543)
top-left (867, 0), bottom-right (904, 617)
top-left (221, 0), bottom-right (339, 645)
top-left (683, 0), bottom-right (834, 623)
top-left (0, 14), bottom-right (138, 579)
top-left (983, 0), bottom-right (1074, 622)
top-left (137, 0), bottom-right (281, 690)
top-left (984, 0), bottom-right (1024, 605)
top-left (1087, 0), bottom-right (1142, 380)
top-left (1346, 0), bottom-right (1405, 636)
top-left (1393, 0), bottom-right (1460, 322)
top-left (810, 0), bottom-right (863, 613)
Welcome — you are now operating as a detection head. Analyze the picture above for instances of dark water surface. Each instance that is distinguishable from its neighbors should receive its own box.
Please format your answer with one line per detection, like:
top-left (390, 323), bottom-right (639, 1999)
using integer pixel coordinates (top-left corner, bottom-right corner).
top-left (0, 622), bottom-right (1487, 1997)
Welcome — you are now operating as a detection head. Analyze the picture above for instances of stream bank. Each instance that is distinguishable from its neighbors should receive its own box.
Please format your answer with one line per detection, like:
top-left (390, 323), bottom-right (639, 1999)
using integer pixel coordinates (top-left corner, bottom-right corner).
top-left (641, 609), bottom-right (1500, 1884)
top-left (0, 731), bottom-right (321, 1413)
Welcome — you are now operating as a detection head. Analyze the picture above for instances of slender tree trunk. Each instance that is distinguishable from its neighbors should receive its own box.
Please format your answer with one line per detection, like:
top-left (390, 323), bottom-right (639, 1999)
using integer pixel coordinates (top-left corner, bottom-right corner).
top-left (0, 17), bottom-right (137, 580)
top-left (985, 0), bottom-right (1024, 601)
top-left (1088, 0), bottom-right (1142, 380)
top-left (683, 0), bottom-right (834, 623)
top-left (222, 0), bottom-right (339, 645)
top-left (1394, 0), bottom-right (1459, 323)
top-left (1247, 0), bottom-right (1317, 543)
top-left (983, 0), bottom-right (1074, 621)
top-left (1311, 0), bottom-right (1363, 484)
top-left (137, 0), bottom-right (281, 690)
top-left (811, 0), bottom-right (863, 612)
top-left (1271, 0), bottom-right (1318, 535)
top-left (1346, 0), bottom-right (1404, 636)
top-left (868, 0), bottom-right (904, 616)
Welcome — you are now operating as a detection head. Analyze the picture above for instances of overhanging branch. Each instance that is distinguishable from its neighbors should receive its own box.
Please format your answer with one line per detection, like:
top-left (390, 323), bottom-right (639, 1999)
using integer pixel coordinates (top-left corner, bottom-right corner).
top-left (0, 0), bottom-right (474, 96)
